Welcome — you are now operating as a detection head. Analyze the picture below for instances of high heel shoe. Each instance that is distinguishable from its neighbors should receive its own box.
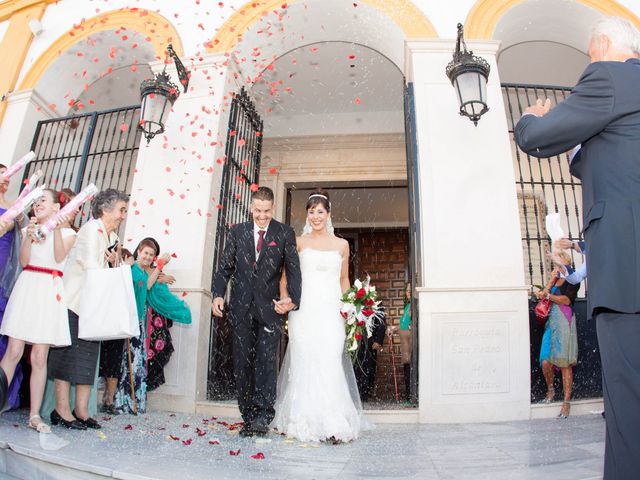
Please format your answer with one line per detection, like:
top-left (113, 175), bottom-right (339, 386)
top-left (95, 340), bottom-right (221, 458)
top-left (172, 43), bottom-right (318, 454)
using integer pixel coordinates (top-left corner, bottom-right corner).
top-left (72, 410), bottom-right (101, 429)
top-left (541, 388), bottom-right (555, 404)
top-left (50, 409), bottom-right (86, 430)
top-left (557, 401), bottom-right (571, 419)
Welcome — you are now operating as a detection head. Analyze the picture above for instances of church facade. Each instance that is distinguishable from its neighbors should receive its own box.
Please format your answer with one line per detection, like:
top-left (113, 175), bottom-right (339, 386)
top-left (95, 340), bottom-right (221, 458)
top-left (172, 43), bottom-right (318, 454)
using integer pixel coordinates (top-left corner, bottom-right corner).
top-left (0, 0), bottom-right (637, 423)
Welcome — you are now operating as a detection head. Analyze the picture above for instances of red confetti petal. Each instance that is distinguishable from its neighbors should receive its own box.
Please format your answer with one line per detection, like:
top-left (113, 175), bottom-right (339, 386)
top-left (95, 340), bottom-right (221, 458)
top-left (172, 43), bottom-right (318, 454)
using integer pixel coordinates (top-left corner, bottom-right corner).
top-left (209, 439), bottom-right (220, 445)
top-left (55, 294), bottom-right (62, 302)
top-left (250, 183), bottom-right (259, 192)
top-left (168, 435), bottom-right (179, 440)
top-left (182, 438), bottom-right (193, 445)
top-left (269, 167), bottom-right (277, 174)
top-left (124, 424), bottom-right (133, 430)
top-left (120, 123), bottom-right (128, 132)
top-left (229, 449), bottom-right (241, 456)
top-left (251, 452), bottom-right (265, 460)
top-left (355, 97), bottom-right (361, 105)
top-left (171, 253), bottom-right (177, 258)
top-left (164, 218), bottom-right (170, 226)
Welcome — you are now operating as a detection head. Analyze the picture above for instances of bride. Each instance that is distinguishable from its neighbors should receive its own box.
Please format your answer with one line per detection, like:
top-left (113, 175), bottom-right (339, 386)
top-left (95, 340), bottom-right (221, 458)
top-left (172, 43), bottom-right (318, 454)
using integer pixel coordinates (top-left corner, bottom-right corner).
top-left (272, 188), bottom-right (367, 443)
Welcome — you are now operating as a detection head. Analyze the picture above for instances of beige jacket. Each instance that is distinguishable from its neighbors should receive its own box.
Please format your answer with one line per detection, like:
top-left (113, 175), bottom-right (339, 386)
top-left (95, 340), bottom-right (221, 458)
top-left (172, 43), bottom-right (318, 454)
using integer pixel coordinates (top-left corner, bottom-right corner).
top-left (64, 218), bottom-right (119, 314)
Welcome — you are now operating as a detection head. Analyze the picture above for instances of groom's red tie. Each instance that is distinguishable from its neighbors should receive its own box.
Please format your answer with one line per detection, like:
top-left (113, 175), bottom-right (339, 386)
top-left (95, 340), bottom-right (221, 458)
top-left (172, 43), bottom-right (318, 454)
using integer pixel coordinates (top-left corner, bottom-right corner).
top-left (256, 230), bottom-right (265, 254)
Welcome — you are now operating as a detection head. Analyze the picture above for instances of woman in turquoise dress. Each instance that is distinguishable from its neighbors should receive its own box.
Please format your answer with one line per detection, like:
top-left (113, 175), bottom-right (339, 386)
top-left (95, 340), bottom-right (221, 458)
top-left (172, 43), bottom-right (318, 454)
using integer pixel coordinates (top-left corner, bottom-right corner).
top-left (537, 256), bottom-right (579, 419)
top-left (114, 238), bottom-right (191, 414)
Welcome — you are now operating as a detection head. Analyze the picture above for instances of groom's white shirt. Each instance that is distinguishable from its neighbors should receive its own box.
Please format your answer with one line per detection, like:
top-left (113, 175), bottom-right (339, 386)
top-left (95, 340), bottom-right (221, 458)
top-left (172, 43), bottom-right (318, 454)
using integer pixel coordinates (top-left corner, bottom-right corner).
top-left (253, 221), bottom-right (270, 260)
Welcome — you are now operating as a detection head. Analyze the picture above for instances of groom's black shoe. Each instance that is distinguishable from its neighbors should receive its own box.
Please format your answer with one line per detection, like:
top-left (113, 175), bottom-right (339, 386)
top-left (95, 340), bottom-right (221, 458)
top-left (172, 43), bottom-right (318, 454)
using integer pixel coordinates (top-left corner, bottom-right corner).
top-left (0, 367), bottom-right (9, 413)
top-left (252, 424), bottom-right (269, 437)
top-left (239, 424), bottom-right (254, 437)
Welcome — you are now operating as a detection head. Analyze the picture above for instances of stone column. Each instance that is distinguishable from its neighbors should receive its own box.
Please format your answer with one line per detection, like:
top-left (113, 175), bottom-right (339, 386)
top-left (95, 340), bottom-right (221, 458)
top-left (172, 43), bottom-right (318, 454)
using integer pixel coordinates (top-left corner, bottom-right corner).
top-left (126, 53), bottom-right (242, 412)
top-left (0, 89), bottom-right (55, 198)
top-left (405, 39), bottom-right (531, 422)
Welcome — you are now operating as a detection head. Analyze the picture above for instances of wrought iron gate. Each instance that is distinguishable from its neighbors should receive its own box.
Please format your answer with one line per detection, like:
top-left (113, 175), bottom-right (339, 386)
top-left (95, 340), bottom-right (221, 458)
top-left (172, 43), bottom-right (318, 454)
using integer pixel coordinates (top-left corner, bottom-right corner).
top-left (24, 105), bottom-right (141, 226)
top-left (403, 82), bottom-right (420, 404)
top-left (207, 87), bottom-right (263, 400)
top-left (502, 84), bottom-right (585, 295)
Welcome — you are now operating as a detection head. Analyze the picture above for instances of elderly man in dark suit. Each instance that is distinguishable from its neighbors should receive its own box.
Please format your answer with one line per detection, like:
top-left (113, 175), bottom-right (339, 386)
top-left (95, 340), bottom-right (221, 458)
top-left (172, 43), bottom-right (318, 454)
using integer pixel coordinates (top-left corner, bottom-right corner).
top-left (514, 16), bottom-right (640, 479)
top-left (212, 186), bottom-right (301, 437)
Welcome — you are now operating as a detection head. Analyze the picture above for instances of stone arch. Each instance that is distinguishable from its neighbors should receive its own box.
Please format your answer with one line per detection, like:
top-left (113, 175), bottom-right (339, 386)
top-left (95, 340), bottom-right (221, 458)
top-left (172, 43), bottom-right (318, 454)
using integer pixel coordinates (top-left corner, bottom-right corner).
top-left (465, 0), bottom-right (640, 39)
top-left (206, 0), bottom-right (437, 54)
top-left (19, 8), bottom-right (183, 90)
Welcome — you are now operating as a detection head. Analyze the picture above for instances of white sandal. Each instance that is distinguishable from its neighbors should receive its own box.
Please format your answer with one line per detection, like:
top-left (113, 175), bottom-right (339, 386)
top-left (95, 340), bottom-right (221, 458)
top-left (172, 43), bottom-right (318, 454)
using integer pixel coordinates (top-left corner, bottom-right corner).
top-left (28, 414), bottom-right (51, 434)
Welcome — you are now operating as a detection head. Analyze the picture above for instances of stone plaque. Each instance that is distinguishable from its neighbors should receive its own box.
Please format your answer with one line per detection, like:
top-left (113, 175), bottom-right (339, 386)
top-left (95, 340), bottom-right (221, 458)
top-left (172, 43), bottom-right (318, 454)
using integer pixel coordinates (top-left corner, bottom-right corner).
top-left (440, 319), bottom-right (509, 395)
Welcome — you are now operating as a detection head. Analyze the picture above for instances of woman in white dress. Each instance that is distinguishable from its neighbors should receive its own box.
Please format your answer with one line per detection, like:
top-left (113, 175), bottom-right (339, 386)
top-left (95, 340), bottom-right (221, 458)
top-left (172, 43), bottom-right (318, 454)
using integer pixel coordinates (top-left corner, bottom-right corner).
top-left (272, 188), bottom-right (367, 443)
top-left (0, 189), bottom-right (76, 432)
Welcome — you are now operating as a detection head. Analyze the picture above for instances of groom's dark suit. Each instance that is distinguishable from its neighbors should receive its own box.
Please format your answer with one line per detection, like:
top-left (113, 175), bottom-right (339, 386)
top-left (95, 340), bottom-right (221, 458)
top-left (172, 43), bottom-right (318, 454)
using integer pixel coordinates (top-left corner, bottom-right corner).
top-left (212, 219), bottom-right (301, 430)
top-left (515, 58), bottom-right (640, 479)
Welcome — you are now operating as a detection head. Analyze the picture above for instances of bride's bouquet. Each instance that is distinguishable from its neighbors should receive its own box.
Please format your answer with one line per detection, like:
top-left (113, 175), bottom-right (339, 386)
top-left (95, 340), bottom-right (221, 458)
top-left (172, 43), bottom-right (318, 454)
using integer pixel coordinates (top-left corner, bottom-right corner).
top-left (340, 275), bottom-right (382, 361)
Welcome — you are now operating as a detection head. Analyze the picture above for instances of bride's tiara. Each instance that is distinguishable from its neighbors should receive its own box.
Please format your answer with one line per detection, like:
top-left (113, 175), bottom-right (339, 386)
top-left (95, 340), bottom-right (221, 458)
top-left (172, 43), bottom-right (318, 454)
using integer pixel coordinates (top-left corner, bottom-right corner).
top-left (308, 194), bottom-right (328, 200)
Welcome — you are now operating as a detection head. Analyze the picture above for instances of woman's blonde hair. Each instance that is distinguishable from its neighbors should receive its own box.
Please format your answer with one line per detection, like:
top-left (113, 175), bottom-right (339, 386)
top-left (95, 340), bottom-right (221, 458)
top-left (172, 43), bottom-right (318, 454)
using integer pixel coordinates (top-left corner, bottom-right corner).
top-left (556, 251), bottom-right (572, 266)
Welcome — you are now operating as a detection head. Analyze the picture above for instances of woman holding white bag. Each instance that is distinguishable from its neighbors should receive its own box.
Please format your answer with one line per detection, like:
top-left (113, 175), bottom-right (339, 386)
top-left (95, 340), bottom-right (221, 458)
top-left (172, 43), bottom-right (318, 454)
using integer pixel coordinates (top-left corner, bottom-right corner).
top-left (47, 189), bottom-right (129, 430)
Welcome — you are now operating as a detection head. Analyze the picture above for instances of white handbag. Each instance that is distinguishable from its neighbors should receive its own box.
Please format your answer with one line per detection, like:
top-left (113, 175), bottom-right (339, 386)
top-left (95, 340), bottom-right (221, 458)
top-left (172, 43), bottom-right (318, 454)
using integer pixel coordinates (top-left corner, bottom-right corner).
top-left (78, 265), bottom-right (140, 341)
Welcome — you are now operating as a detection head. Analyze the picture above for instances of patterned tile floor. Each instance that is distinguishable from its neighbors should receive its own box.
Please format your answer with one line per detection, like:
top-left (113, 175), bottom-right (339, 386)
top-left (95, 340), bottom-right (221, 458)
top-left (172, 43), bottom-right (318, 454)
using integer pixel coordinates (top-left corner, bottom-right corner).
top-left (0, 409), bottom-right (605, 479)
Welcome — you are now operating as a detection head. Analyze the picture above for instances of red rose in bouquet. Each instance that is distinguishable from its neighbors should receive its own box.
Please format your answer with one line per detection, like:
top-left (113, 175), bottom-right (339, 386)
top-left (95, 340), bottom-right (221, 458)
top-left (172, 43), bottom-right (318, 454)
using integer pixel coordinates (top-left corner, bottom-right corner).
top-left (355, 288), bottom-right (366, 299)
top-left (362, 308), bottom-right (374, 317)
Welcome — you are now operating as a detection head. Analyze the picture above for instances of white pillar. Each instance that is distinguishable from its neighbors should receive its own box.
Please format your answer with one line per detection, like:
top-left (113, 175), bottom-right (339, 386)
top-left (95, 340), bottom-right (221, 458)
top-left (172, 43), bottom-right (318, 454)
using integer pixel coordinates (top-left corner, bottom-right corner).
top-left (0, 89), bottom-right (56, 198)
top-left (126, 54), bottom-right (241, 413)
top-left (406, 39), bottom-right (531, 422)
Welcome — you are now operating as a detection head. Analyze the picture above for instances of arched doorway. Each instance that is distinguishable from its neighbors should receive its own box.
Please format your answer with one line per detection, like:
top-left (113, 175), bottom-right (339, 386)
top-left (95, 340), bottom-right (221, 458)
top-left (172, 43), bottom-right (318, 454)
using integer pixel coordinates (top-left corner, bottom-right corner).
top-left (9, 8), bottom-right (182, 222)
top-left (206, 0), bottom-right (436, 411)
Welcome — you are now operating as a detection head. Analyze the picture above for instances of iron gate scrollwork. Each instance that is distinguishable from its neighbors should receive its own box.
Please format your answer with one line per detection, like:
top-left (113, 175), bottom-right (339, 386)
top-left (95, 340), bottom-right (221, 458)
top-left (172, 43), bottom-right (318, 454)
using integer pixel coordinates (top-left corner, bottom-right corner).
top-left (503, 83), bottom-right (601, 402)
top-left (502, 84), bottom-right (585, 294)
top-left (207, 87), bottom-right (263, 400)
top-left (23, 105), bottom-right (142, 226)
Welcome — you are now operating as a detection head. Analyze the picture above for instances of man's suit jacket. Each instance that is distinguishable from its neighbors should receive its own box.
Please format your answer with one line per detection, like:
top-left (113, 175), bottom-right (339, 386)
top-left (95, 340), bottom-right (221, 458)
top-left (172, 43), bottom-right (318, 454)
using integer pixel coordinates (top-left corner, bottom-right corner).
top-left (515, 59), bottom-right (640, 317)
top-left (212, 220), bottom-right (302, 329)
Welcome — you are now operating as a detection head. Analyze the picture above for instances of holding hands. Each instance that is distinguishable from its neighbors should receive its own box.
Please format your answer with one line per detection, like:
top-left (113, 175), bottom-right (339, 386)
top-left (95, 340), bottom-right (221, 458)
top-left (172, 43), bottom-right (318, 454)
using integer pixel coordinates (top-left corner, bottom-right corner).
top-left (273, 296), bottom-right (296, 315)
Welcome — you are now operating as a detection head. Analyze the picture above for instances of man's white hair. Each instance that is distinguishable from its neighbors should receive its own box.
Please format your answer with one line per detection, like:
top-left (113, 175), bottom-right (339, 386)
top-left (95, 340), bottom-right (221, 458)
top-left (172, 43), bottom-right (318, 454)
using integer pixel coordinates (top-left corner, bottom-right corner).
top-left (592, 16), bottom-right (640, 56)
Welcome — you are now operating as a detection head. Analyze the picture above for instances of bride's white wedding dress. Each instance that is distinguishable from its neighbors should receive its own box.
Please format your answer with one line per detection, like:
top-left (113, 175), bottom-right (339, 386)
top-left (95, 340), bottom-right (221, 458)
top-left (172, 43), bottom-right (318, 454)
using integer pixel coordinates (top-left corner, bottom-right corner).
top-left (272, 248), bottom-right (368, 442)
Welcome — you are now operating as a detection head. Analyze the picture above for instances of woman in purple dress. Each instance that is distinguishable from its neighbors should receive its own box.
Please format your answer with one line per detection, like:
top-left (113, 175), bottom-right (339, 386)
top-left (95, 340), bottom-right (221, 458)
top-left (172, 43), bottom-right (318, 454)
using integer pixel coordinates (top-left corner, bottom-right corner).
top-left (0, 164), bottom-right (23, 411)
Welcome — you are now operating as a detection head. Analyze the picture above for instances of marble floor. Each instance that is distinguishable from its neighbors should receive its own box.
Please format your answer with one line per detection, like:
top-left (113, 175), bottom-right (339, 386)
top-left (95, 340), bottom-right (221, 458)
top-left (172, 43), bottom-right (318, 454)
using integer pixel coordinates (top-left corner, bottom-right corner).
top-left (0, 409), bottom-right (605, 479)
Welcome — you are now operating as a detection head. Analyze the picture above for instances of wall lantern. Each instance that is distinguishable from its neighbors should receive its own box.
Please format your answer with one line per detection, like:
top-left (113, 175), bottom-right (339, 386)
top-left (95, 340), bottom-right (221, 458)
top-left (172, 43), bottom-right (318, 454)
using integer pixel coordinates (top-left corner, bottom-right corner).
top-left (138, 44), bottom-right (190, 143)
top-left (445, 23), bottom-right (490, 126)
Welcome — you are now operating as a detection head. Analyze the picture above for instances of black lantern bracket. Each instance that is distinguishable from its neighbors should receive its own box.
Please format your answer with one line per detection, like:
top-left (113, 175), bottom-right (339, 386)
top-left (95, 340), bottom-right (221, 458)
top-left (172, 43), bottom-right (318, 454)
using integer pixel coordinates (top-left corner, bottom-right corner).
top-left (138, 44), bottom-right (191, 143)
top-left (445, 23), bottom-right (491, 126)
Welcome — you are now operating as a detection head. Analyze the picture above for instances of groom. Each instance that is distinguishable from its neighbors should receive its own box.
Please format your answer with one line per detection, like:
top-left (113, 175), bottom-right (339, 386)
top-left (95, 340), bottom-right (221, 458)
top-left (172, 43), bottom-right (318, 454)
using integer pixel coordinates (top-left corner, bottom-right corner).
top-left (212, 186), bottom-right (301, 437)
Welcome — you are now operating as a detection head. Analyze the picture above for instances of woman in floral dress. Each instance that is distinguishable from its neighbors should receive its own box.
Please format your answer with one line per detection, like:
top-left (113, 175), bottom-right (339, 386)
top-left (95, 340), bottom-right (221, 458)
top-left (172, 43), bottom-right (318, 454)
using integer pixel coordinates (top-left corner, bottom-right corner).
top-left (114, 238), bottom-right (191, 414)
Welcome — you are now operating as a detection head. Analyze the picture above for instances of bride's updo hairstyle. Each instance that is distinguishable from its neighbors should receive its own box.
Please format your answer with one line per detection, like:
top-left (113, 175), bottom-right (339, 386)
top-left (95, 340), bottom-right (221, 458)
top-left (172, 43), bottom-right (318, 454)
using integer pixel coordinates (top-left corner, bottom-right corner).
top-left (306, 188), bottom-right (330, 212)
